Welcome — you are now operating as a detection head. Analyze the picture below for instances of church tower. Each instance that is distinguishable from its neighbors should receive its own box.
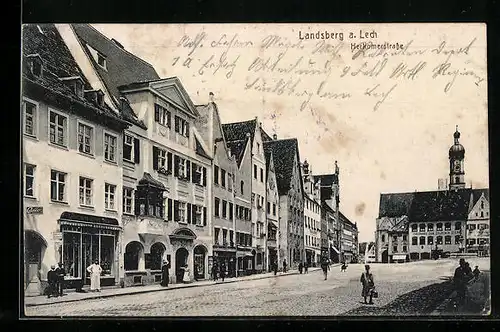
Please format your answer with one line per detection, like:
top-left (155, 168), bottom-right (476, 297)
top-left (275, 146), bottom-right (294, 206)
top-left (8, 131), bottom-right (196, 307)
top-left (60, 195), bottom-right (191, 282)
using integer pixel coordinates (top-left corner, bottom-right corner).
top-left (449, 125), bottom-right (466, 190)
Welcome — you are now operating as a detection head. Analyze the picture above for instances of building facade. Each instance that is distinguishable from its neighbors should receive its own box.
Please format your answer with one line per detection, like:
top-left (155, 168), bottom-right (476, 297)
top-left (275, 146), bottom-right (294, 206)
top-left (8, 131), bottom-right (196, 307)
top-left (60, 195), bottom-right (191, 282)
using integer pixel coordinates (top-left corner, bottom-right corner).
top-left (264, 137), bottom-right (304, 270)
top-left (23, 24), bottom-right (129, 295)
top-left (339, 213), bottom-right (359, 263)
top-left (302, 160), bottom-right (322, 267)
top-left (466, 189), bottom-right (490, 256)
top-left (265, 146), bottom-right (280, 271)
top-left (60, 24), bottom-right (213, 285)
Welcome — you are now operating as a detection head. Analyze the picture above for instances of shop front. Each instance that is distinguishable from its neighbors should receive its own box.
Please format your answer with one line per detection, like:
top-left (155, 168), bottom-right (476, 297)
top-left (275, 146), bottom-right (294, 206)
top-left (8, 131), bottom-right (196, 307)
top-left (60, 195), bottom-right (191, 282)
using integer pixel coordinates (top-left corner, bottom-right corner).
top-left (305, 249), bottom-right (314, 267)
top-left (213, 249), bottom-right (237, 278)
top-left (236, 249), bottom-right (254, 276)
top-left (59, 212), bottom-right (121, 290)
top-left (329, 245), bottom-right (340, 263)
top-left (267, 247), bottom-right (277, 271)
top-left (169, 228), bottom-right (208, 283)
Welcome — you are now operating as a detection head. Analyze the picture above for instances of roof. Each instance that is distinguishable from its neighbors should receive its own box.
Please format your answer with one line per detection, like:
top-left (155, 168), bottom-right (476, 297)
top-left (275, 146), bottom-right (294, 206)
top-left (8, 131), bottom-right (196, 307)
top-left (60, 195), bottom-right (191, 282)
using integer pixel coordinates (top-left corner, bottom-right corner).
top-left (378, 192), bottom-right (415, 218)
top-left (22, 24), bottom-right (127, 129)
top-left (226, 139), bottom-right (249, 167)
top-left (471, 188), bottom-right (489, 208)
top-left (71, 24), bottom-right (159, 128)
top-left (222, 119), bottom-right (257, 143)
top-left (408, 189), bottom-right (472, 222)
top-left (138, 172), bottom-right (166, 190)
top-left (195, 137), bottom-right (211, 159)
top-left (321, 201), bottom-right (335, 215)
top-left (263, 138), bottom-right (302, 196)
top-left (314, 174), bottom-right (339, 186)
top-left (340, 211), bottom-right (357, 229)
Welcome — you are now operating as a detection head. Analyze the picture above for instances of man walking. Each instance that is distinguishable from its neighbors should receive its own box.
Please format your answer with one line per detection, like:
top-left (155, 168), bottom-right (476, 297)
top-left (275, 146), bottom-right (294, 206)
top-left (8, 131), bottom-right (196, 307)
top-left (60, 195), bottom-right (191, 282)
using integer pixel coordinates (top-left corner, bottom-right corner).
top-left (304, 261), bottom-right (309, 274)
top-left (361, 264), bottom-right (375, 305)
top-left (454, 258), bottom-right (472, 306)
top-left (321, 256), bottom-right (330, 280)
top-left (56, 262), bottom-right (66, 296)
top-left (220, 260), bottom-right (226, 282)
top-left (46, 265), bottom-right (57, 298)
top-left (298, 261), bottom-right (303, 274)
top-left (283, 259), bottom-right (287, 273)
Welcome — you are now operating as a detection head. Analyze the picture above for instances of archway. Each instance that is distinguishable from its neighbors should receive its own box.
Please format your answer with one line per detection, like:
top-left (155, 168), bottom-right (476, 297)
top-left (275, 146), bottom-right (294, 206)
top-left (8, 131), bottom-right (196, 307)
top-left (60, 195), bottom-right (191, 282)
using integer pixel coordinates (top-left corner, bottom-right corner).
top-left (24, 230), bottom-right (47, 290)
top-left (150, 242), bottom-right (166, 271)
top-left (381, 249), bottom-right (389, 263)
top-left (175, 247), bottom-right (189, 282)
top-left (193, 245), bottom-right (207, 280)
top-left (124, 241), bottom-right (144, 271)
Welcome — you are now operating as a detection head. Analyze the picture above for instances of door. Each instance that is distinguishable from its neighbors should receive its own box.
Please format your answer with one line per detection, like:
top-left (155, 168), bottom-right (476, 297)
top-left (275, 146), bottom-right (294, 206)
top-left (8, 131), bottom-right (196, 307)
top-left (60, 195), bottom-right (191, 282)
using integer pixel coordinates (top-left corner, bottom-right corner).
top-left (25, 231), bottom-right (44, 289)
top-left (175, 248), bottom-right (189, 283)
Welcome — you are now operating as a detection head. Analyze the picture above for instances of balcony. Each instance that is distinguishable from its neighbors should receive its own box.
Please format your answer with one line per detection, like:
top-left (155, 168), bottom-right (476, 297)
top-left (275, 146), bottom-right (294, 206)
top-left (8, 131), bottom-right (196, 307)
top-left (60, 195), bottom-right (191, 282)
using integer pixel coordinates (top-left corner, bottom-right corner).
top-left (136, 217), bottom-right (166, 236)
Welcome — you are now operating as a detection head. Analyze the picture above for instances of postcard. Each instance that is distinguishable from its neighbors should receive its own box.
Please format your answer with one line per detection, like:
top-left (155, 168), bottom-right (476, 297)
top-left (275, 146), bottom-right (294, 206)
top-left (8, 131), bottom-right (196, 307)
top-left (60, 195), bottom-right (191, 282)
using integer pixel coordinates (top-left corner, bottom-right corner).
top-left (21, 23), bottom-right (489, 317)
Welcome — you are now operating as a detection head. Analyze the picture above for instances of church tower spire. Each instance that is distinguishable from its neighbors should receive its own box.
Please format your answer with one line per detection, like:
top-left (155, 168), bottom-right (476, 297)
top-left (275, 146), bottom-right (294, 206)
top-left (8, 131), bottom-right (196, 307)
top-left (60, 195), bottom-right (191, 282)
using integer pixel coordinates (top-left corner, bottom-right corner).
top-left (449, 125), bottom-right (465, 190)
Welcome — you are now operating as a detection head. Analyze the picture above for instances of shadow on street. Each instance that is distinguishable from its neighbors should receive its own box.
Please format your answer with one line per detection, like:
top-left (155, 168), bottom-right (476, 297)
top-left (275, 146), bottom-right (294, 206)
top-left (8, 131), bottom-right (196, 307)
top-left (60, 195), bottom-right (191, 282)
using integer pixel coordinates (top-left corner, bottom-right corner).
top-left (342, 281), bottom-right (455, 316)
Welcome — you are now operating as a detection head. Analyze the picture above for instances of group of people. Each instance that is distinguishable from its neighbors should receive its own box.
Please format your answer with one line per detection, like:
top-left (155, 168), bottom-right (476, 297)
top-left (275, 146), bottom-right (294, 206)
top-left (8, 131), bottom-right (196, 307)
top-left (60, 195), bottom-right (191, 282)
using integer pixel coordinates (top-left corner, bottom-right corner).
top-left (46, 262), bottom-right (66, 298)
top-left (211, 260), bottom-right (227, 282)
top-left (298, 261), bottom-right (309, 274)
top-left (454, 258), bottom-right (481, 305)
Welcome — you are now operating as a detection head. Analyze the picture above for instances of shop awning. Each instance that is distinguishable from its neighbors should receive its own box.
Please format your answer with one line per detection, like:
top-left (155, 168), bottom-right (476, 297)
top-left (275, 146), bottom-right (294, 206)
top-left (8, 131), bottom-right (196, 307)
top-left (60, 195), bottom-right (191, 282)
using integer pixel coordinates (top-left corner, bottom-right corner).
top-left (393, 254), bottom-right (407, 260)
top-left (58, 212), bottom-right (121, 231)
top-left (237, 252), bottom-right (254, 258)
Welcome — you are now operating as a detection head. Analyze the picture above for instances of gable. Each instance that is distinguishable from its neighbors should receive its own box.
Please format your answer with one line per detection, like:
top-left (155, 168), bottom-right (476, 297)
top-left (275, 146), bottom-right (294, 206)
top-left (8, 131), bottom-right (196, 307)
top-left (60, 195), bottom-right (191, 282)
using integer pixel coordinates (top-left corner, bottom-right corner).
top-left (468, 193), bottom-right (489, 219)
top-left (150, 79), bottom-right (199, 118)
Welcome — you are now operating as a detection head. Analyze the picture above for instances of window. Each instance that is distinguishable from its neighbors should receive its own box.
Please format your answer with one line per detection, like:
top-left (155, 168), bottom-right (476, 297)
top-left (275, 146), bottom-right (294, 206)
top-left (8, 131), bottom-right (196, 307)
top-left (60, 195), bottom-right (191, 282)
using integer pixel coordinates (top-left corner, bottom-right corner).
top-left (214, 228), bottom-right (220, 245)
top-left (79, 177), bottom-right (93, 206)
top-left (419, 224), bottom-right (426, 232)
top-left (223, 229), bottom-right (228, 245)
top-left (215, 198), bottom-right (220, 217)
top-left (257, 143), bottom-right (260, 153)
top-left (436, 236), bottom-right (443, 245)
top-left (481, 211), bottom-right (484, 218)
top-left (260, 168), bottom-right (264, 182)
top-left (402, 235), bottom-right (407, 241)
top-left (78, 122), bottom-right (94, 155)
top-left (437, 223), bottom-right (443, 231)
top-left (104, 133), bottom-right (117, 162)
top-left (393, 246), bottom-right (398, 252)
top-left (252, 193), bottom-right (256, 206)
top-left (214, 166), bottom-right (219, 184)
top-left (481, 201), bottom-right (484, 209)
top-left (444, 223), bottom-right (451, 231)
top-left (229, 203), bottom-right (233, 220)
top-left (455, 222), bottom-right (461, 231)
top-left (273, 203), bottom-right (276, 216)
top-left (174, 116), bottom-right (189, 137)
top-left (419, 236), bottom-right (425, 245)
top-left (382, 234), bottom-right (385, 242)
top-left (49, 110), bottom-right (67, 146)
top-left (411, 237), bottom-right (417, 245)
top-left (411, 224), bottom-right (417, 232)
top-left (136, 186), bottom-right (164, 219)
top-left (123, 134), bottom-right (135, 162)
top-left (23, 100), bottom-right (37, 137)
top-left (22, 164), bottom-right (36, 197)
top-left (427, 236), bottom-right (434, 245)
top-left (178, 157), bottom-right (187, 178)
top-left (123, 188), bottom-right (134, 214)
top-left (154, 103), bottom-right (171, 127)
top-left (31, 58), bottom-right (42, 77)
top-left (445, 236), bottom-right (451, 245)
top-left (254, 165), bottom-right (257, 179)
top-left (229, 230), bottom-right (234, 246)
top-left (392, 235), bottom-right (398, 242)
top-left (221, 169), bottom-right (226, 188)
top-left (177, 201), bottom-right (187, 222)
top-left (240, 181), bottom-right (244, 195)
top-left (455, 235), bottom-right (461, 245)
top-left (50, 170), bottom-right (66, 202)
top-left (194, 205), bottom-right (204, 225)
top-left (427, 224), bottom-right (433, 232)
top-left (222, 200), bottom-right (227, 218)
top-left (97, 52), bottom-right (106, 69)
top-left (267, 202), bottom-right (271, 213)
top-left (104, 183), bottom-right (116, 210)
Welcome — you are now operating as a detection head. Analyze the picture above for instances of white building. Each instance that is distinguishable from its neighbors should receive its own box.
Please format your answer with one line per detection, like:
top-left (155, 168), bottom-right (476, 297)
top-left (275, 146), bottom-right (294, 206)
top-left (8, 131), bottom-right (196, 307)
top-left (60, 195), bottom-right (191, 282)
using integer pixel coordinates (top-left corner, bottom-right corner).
top-left (302, 160), bottom-right (322, 267)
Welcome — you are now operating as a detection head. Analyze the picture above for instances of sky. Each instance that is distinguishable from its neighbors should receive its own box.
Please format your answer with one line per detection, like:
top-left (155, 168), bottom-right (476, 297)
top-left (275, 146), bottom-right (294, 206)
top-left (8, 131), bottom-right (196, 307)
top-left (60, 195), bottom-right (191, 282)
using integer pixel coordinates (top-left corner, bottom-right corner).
top-left (92, 23), bottom-right (489, 242)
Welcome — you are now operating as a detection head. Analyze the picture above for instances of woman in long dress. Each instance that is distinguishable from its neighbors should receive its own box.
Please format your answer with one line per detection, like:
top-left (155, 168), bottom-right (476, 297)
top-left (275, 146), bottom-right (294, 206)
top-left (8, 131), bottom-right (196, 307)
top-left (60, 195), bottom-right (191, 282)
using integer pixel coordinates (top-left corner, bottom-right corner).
top-left (360, 264), bottom-right (375, 304)
top-left (87, 260), bottom-right (102, 292)
top-left (161, 260), bottom-right (169, 287)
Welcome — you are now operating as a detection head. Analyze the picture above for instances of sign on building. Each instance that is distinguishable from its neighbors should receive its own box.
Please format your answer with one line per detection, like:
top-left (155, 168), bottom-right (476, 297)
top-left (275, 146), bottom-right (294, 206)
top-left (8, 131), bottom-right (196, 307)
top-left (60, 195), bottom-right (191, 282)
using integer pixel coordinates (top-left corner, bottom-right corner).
top-left (26, 206), bottom-right (43, 214)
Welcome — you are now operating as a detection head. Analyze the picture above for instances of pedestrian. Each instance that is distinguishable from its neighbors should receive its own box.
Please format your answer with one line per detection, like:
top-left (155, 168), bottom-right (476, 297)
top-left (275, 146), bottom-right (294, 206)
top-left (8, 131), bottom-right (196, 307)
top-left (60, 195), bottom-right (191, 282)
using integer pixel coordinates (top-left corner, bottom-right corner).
top-left (453, 258), bottom-right (470, 305)
top-left (321, 256), bottom-right (330, 280)
top-left (220, 261), bottom-right (226, 282)
top-left (161, 259), bottom-right (169, 287)
top-left (341, 262), bottom-right (347, 272)
top-left (212, 261), bottom-right (218, 281)
top-left (86, 260), bottom-right (102, 292)
top-left (473, 266), bottom-right (480, 280)
top-left (283, 259), bottom-right (287, 273)
top-left (273, 261), bottom-right (278, 275)
top-left (46, 265), bottom-right (58, 298)
top-left (465, 262), bottom-right (473, 276)
top-left (298, 261), bottom-right (303, 274)
top-left (360, 264), bottom-right (375, 305)
top-left (304, 261), bottom-right (309, 274)
top-left (56, 262), bottom-right (66, 296)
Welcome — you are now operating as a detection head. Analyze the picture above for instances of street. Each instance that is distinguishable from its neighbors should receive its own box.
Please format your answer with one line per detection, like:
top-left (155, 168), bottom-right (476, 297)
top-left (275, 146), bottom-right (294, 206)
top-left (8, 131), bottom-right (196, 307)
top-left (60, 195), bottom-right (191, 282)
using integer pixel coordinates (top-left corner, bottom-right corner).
top-left (25, 258), bottom-right (490, 317)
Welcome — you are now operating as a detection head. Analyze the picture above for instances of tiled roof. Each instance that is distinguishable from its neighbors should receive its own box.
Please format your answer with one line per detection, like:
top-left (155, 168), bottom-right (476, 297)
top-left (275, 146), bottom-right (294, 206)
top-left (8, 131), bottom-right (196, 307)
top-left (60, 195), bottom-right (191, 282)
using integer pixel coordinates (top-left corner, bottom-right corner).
top-left (378, 192), bottom-right (415, 218)
top-left (340, 211), bottom-right (357, 229)
top-left (408, 189), bottom-right (472, 222)
top-left (261, 127), bottom-right (274, 142)
top-left (22, 24), bottom-right (126, 128)
top-left (71, 24), bottom-right (159, 128)
top-left (321, 201), bottom-right (335, 215)
top-left (314, 174), bottom-right (339, 186)
top-left (226, 139), bottom-right (248, 167)
top-left (222, 119), bottom-right (257, 143)
top-left (471, 188), bottom-right (489, 208)
top-left (195, 137), bottom-right (211, 159)
top-left (263, 138), bottom-right (302, 196)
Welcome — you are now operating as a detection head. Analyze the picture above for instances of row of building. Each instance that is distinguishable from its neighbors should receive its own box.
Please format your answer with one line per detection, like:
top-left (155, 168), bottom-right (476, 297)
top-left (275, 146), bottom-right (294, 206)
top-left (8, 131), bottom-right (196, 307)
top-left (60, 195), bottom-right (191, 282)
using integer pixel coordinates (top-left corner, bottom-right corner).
top-left (22, 24), bottom-right (358, 295)
top-left (374, 127), bottom-right (490, 263)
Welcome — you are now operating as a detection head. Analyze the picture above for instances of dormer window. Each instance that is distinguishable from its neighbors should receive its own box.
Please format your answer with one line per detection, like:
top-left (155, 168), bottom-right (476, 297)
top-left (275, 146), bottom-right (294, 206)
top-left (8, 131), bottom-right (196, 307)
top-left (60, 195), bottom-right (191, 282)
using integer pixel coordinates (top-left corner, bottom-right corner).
top-left (60, 77), bottom-right (85, 98)
top-left (27, 55), bottom-right (43, 77)
top-left (97, 53), bottom-right (107, 69)
top-left (96, 91), bottom-right (104, 106)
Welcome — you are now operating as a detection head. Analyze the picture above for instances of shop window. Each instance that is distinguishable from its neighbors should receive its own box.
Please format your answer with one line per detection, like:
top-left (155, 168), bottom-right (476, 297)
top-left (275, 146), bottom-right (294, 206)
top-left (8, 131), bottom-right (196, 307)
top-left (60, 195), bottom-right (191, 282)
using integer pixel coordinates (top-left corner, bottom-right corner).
top-left (63, 232), bottom-right (81, 278)
top-left (147, 243), bottom-right (166, 271)
top-left (100, 235), bottom-right (115, 276)
top-left (124, 241), bottom-right (143, 271)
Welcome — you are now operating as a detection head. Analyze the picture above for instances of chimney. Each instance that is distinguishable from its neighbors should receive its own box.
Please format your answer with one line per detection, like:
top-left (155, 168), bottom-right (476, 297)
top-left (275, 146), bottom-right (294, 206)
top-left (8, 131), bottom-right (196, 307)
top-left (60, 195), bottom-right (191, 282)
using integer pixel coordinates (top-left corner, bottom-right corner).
top-left (111, 38), bottom-right (124, 49)
top-left (273, 134), bottom-right (277, 140)
top-left (209, 92), bottom-right (214, 103)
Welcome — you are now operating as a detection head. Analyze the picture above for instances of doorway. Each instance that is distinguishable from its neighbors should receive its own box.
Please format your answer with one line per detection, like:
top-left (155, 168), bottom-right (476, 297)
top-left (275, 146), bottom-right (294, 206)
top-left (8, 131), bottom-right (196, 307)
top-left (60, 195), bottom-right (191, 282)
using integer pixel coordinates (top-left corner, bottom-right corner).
top-left (175, 247), bottom-right (189, 283)
top-left (24, 231), bottom-right (46, 290)
top-left (193, 245), bottom-right (206, 280)
top-left (381, 249), bottom-right (389, 263)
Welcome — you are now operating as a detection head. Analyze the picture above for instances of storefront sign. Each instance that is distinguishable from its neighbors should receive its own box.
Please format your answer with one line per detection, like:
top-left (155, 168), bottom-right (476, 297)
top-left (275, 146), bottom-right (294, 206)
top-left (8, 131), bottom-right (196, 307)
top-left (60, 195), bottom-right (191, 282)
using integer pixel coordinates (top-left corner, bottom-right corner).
top-left (26, 206), bottom-right (43, 214)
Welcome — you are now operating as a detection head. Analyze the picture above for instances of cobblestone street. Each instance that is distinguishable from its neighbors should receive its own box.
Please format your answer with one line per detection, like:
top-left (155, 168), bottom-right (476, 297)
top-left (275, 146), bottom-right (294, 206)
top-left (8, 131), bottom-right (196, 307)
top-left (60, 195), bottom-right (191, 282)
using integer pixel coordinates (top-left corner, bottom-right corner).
top-left (25, 258), bottom-right (490, 317)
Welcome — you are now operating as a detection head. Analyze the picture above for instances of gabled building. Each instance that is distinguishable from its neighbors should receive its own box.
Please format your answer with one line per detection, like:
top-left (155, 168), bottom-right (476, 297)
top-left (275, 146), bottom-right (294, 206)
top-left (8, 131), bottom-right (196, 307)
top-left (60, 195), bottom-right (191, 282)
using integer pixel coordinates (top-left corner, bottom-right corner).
top-left (301, 160), bottom-right (322, 267)
top-left (263, 137), bottom-right (304, 269)
top-left (222, 118), bottom-right (269, 273)
top-left (264, 143), bottom-right (280, 271)
top-left (59, 24), bottom-right (213, 285)
top-left (340, 212), bottom-right (359, 263)
top-left (195, 95), bottom-right (239, 277)
top-left (22, 24), bottom-right (129, 295)
top-left (466, 189), bottom-right (490, 256)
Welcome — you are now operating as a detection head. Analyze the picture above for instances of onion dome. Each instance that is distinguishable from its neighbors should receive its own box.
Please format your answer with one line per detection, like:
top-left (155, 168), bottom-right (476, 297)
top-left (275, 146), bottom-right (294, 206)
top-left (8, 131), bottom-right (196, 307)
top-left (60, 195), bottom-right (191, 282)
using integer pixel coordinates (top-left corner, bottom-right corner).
top-left (449, 125), bottom-right (465, 159)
